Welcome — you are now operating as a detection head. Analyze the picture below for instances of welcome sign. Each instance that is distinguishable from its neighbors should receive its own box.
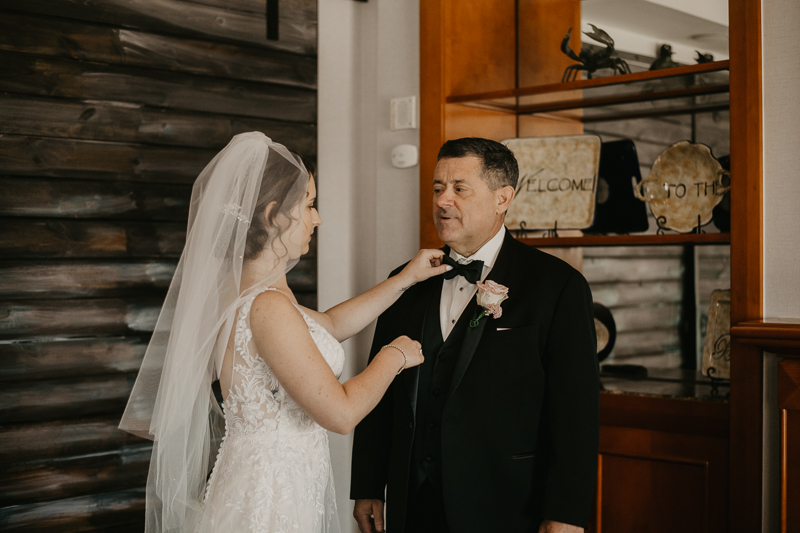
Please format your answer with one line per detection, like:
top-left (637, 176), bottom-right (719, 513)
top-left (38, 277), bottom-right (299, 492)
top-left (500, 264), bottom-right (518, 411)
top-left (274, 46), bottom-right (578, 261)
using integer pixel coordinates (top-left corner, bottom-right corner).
top-left (504, 135), bottom-right (602, 231)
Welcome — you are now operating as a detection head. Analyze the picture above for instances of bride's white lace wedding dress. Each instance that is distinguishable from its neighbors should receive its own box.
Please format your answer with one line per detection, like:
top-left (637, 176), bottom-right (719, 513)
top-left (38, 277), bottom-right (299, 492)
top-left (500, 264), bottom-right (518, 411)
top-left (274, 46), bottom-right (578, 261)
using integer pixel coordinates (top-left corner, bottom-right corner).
top-left (198, 288), bottom-right (345, 533)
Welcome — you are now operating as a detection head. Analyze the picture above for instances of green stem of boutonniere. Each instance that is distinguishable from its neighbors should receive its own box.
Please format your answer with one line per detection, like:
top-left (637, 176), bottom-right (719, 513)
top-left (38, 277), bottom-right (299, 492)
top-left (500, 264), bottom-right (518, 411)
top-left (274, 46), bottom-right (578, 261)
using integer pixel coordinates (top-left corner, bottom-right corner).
top-left (469, 310), bottom-right (485, 328)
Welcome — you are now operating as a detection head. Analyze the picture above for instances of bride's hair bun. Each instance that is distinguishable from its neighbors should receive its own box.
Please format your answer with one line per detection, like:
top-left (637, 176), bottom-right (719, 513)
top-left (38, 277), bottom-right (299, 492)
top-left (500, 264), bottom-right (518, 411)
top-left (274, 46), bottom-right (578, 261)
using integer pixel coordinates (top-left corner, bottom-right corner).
top-left (244, 150), bottom-right (310, 260)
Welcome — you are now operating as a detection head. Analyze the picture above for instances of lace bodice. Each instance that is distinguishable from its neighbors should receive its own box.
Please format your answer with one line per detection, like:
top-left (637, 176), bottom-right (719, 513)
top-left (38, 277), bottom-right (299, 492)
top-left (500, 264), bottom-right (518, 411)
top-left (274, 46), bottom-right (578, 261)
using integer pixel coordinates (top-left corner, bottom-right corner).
top-left (221, 288), bottom-right (345, 437)
top-left (200, 287), bottom-right (344, 533)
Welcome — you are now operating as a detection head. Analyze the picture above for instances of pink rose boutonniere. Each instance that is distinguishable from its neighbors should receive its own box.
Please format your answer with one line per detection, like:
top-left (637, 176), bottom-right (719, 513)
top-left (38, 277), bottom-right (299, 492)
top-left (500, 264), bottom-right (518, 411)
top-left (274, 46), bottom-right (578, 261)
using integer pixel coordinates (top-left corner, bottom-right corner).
top-left (470, 280), bottom-right (509, 327)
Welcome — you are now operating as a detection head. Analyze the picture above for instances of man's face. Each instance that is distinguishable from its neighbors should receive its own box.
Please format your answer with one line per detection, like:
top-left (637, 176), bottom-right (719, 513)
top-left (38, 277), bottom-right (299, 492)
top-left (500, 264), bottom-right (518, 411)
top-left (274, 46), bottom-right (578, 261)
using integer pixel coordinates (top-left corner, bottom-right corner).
top-left (432, 156), bottom-right (506, 256)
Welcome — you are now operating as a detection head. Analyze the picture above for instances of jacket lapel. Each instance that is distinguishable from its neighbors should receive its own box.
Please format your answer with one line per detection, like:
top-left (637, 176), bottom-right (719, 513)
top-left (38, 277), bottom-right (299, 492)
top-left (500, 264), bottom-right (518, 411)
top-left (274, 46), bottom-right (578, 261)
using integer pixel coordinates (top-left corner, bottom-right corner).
top-left (401, 261), bottom-right (445, 415)
top-left (447, 230), bottom-right (517, 398)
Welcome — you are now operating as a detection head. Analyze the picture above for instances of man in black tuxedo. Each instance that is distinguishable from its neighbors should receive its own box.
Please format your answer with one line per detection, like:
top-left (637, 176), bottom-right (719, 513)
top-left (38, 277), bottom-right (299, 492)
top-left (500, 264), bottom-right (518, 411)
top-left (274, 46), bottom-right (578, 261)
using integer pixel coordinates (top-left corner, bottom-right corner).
top-left (351, 138), bottom-right (599, 533)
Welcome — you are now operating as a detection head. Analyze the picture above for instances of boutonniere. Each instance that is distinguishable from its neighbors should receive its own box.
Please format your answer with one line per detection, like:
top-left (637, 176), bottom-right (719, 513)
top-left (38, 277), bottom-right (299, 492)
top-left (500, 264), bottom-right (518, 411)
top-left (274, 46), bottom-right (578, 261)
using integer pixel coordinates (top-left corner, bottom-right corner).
top-left (470, 280), bottom-right (509, 327)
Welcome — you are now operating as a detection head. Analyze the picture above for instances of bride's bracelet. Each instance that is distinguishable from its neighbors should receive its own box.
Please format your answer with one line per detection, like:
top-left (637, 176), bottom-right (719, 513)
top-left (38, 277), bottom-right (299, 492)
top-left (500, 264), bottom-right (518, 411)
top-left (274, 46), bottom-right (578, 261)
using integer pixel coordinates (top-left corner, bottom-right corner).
top-left (383, 344), bottom-right (407, 375)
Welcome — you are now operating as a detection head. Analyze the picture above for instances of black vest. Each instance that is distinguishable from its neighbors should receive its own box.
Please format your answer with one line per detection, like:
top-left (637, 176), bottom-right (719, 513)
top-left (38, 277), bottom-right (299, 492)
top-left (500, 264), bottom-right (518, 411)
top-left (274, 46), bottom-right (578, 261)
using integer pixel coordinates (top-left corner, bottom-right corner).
top-left (408, 281), bottom-right (475, 493)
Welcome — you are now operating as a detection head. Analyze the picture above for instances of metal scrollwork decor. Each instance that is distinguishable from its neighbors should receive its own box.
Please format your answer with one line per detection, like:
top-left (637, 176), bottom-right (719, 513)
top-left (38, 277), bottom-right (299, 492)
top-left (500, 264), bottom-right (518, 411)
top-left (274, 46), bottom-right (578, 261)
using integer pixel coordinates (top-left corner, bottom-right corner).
top-left (712, 333), bottom-right (731, 364)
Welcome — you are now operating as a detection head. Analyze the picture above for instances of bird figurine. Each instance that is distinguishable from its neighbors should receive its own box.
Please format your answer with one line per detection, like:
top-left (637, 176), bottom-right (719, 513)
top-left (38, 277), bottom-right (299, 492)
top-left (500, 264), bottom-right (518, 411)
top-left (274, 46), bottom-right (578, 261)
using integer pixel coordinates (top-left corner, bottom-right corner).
top-left (695, 50), bottom-right (715, 64)
top-left (649, 44), bottom-right (680, 70)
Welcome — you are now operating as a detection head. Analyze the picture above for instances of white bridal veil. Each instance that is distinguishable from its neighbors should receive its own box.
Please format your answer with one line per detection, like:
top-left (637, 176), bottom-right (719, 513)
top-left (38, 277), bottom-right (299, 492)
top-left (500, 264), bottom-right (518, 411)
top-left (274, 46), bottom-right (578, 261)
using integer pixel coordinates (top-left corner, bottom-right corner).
top-left (119, 132), bottom-right (309, 532)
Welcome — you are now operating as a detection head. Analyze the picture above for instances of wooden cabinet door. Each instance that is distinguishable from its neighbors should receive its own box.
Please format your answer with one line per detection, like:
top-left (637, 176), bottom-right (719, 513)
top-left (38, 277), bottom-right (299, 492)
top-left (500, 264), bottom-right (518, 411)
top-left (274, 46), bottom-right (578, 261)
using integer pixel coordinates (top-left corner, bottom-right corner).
top-left (778, 357), bottom-right (800, 532)
top-left (594, 394), bottom-right (729, 533)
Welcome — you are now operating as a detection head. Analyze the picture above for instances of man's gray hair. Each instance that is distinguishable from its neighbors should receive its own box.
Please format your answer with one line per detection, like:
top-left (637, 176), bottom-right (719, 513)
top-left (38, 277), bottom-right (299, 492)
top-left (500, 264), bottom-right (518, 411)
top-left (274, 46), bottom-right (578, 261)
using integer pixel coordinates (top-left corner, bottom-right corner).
top-left (437, 137), bottom-right (519, 190)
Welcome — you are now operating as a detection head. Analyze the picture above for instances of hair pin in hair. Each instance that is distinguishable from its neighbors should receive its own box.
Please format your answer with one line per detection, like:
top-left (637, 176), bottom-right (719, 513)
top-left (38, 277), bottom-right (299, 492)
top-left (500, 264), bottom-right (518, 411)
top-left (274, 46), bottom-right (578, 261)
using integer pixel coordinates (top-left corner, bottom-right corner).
top-left (222, 202), bottom-right (251, 225)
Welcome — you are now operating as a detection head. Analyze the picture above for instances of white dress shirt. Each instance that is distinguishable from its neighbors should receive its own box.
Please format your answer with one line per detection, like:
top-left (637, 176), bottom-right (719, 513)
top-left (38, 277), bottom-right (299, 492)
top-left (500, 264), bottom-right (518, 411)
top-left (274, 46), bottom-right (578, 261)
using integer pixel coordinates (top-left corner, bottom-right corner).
top-left (439, 226), bottom-right (506, 340)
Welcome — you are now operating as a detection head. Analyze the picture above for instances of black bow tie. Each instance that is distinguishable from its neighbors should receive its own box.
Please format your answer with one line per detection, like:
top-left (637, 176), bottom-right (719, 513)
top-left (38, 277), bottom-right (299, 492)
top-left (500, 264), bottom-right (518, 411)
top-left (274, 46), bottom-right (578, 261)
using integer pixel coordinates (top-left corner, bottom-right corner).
top-left (442, 254), bottom-right (484, 284)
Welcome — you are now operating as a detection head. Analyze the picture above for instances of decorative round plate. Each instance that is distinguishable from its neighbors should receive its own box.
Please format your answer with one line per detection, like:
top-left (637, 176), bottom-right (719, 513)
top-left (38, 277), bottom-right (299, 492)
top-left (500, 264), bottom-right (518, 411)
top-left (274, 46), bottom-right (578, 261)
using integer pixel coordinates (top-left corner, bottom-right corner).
top-left (634, 141), bottom-right (729, 233)
top-left (593, 303), bottom-right (616, 362)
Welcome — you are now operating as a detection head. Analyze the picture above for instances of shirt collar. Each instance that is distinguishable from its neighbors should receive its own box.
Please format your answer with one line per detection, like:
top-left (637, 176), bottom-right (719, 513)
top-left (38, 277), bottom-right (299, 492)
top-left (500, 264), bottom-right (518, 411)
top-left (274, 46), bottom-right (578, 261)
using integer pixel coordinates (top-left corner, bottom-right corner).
top-left (450, 225), bottom-right (506, 273)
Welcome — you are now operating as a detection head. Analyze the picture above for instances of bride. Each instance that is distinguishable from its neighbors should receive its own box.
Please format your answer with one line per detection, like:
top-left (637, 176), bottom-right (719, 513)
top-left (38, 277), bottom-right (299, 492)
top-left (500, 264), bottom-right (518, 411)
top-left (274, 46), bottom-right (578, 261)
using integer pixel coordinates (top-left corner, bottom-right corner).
top-left (119, 132), bottom-right (449, 532)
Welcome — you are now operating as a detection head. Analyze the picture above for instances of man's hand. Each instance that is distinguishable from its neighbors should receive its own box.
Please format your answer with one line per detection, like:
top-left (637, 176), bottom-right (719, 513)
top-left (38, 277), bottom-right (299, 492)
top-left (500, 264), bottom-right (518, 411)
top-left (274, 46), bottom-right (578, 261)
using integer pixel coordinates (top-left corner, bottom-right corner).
top-left (538, 520), bottom-right (584, 533)
top-left (354, 499), bottom-right (385, 533)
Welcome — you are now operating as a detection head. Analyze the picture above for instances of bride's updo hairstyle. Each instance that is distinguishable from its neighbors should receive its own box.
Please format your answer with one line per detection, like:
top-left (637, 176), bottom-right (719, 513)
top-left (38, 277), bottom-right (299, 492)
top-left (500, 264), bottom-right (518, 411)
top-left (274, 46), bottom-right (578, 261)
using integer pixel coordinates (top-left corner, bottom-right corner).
top-left (244, 150), bottom-right (309, 260)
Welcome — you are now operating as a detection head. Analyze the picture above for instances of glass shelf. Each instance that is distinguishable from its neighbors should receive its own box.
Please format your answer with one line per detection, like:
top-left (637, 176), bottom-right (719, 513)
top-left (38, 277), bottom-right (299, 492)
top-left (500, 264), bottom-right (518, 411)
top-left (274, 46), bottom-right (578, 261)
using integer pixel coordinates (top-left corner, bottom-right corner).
top-left (600, 368), bottom-right (729, 402)
top-left (447, 61), bottom-right (730, 122)
top-left (519, 232), bottom-right (730, 248)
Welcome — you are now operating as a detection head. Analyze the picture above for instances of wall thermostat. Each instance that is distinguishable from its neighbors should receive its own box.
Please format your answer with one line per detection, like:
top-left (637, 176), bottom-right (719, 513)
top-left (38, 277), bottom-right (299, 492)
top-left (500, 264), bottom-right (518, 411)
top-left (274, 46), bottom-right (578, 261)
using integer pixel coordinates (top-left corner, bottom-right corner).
top-left (391, 144), bottom-right (419, 169)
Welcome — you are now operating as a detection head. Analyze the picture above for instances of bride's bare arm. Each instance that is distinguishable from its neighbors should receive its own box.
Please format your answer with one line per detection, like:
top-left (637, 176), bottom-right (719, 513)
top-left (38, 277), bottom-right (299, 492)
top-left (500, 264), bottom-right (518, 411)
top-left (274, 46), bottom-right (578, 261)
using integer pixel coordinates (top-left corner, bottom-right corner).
top-left (250, 290), bottom-right (423, 434)
top-left (301, 249), bottom-right (449, 342)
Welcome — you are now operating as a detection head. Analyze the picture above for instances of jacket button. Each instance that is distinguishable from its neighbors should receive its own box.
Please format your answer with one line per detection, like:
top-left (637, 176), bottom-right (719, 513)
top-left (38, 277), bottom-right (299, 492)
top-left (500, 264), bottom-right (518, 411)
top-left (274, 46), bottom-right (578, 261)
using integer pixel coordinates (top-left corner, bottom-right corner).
top-left (433, 387), bottom-right (441, 396)
top-left (409, 422), bottom-right (414, 429)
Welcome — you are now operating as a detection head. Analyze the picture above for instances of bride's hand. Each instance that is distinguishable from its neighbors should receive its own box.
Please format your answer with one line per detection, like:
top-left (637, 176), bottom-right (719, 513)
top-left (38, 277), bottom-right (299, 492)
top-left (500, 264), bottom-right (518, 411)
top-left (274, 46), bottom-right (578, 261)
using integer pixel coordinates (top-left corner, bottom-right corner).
top-left (381, 336), bottom-right (425, 371)
top-left (398, 249), bottom-right (451, 288)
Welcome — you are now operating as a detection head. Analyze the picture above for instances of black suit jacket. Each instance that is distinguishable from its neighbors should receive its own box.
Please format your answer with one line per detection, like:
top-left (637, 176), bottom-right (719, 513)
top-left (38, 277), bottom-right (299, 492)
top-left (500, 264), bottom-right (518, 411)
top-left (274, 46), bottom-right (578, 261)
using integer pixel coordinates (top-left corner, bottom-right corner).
top-left (351, 231), bottom-right (599, 532)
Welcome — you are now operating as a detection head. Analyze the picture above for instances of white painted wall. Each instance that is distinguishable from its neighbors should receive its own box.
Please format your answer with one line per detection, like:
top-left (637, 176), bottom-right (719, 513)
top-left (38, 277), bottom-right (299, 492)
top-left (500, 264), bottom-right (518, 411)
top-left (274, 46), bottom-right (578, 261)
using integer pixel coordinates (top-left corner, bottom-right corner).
top-left (582, 0), bottom-right (729, 63)
top-left (318, 1), bottom-right (420, 530)
top-left (645, 0), bottom-right (728, 27)
top-left (763, 0), bottom-right (800, 320)
top-left (762, 1), bottom-right (800, 530)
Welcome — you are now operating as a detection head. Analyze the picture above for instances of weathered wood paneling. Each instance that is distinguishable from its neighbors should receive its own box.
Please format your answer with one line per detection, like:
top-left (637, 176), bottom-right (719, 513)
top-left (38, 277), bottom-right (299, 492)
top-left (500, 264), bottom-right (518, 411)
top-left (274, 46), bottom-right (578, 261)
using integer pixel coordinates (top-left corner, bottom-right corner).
top-left (0, 95), bottom-right (316, 153)
top-left (0, 487), bottom-right (146, 531)
top-left (0, 338), bottom-right (148, 381)
top-left (186, 0), bottom-right (316, 18)
top-left (0, 444), bottom-right (151, 506)
top-left (0, 0), bottom-right (317, 527)
top-left (609, 304), bottom-right (682, 332)
top-left (584, 256), bottom-right (683, 283)
top-left (0, 299), bottom-right (161, 339)
top-left (613, 329), bottom-right (681, 357)
top-left (0, 374), bottom-right (138, 424)
top-left (0, 219), bottom-right (186, 258)
top-left (0, 258), bottom-right (316, 299)
top-left (1, 294), bottom-right (316, 339)
top-left (0, 0), bottom-right (317, 55)
top-left (0, 261), bottom-right (175, 299)
top-left (0, 177), bottom-right (192, 220)
top-left (0, 416), bottom-right (144, 466)
top-left (590, 281), bottom-right (682, 307)
top-left (584, 246), bottom-right (684, 365)
top-left (0, 12), bottom-right (317, 89)
top-left (584, 118), bottom-right (692, 148)
top-left (294, 291), bottom-right (317, 310)
top-left (0, 51), bottom-right (316, 123)
top-left (288, 258), bottom-right (318, 293)
top-left (612, 352), bottom-right (682, 368)
top-left (0, 135), bottom-right (212, 183)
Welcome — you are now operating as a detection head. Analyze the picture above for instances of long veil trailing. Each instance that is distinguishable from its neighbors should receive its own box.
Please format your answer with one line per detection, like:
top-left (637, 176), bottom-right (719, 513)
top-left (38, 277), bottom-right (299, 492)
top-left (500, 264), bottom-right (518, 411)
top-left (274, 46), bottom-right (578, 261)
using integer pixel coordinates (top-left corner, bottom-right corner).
top-left (119, 132), bottom-right (309, 532)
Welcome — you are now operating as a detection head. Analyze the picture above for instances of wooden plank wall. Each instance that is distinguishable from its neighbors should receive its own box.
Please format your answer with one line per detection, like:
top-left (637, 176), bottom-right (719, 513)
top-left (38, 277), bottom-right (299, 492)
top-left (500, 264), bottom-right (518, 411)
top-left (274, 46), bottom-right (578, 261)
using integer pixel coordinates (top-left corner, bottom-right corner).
top-left (0, 1), bottom-right (317, 530)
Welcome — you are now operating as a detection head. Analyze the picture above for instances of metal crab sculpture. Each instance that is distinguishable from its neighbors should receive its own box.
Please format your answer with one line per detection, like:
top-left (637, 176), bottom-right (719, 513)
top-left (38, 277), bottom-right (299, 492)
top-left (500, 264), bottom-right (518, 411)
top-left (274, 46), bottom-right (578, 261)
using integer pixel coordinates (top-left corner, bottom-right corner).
top-left (560, 24), bottom-right (631, 82)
